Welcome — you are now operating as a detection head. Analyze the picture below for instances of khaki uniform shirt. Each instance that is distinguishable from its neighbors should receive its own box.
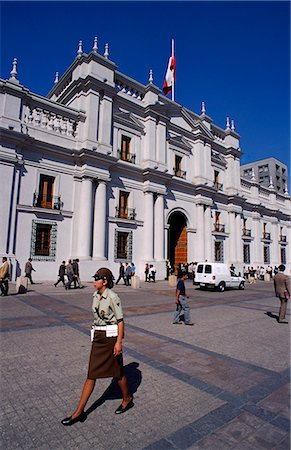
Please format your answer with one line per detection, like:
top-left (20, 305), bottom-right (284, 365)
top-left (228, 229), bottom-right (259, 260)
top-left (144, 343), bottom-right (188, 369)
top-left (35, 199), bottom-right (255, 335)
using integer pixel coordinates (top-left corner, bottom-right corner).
top-left (92, 288), bottom-right (123, 325)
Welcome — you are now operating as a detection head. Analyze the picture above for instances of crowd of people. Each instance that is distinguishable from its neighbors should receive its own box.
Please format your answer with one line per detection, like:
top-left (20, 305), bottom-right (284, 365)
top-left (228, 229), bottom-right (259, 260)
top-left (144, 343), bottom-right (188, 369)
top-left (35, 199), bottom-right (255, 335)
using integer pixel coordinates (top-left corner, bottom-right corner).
top-left (115, 262), bottom-right (136, 286)
top-left (243, 265), bottom-right (280, 283)
top-left (54, 258), bottom-right (84, 289)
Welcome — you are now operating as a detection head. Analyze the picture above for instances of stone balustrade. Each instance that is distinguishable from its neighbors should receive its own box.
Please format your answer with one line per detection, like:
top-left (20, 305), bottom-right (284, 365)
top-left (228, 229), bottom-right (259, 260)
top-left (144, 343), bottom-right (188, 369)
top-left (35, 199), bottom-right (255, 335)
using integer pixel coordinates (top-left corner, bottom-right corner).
top-left (23, 101), bottom-right (80, 138)
top-left (115, 72), bottom-right (145, 101)
top-left (212, 126), bottom-right (225, 142)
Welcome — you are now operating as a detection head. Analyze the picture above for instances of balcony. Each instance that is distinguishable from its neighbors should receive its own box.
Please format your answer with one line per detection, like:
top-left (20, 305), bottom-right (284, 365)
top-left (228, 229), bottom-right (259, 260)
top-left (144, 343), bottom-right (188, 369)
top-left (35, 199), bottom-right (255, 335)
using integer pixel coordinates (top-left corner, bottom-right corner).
top-left (213, 182), bottom-right (223, 192)
top-left (174, 169), bottom-right (186, 179)
top-left (279, 235), bottom-right (287, 243)
top-left (242, 228), bottom-right (252, 238)
top-left (117, 149), bottom-right (136, 164)
top-left (115, 207), bottom-right (136, 220)
top-left (33, 192), bottom-right (62, 210)
top-left (262, 232), bottom-right (271, 241)
top-left (213, 223), bottom-right (225, 233)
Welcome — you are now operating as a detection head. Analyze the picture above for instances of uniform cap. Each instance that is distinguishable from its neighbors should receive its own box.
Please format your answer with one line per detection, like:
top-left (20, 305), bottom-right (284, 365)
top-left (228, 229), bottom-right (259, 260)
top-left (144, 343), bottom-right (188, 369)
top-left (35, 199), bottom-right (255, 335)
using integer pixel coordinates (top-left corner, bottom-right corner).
top-left (92, 267), bottom-right (114, 281)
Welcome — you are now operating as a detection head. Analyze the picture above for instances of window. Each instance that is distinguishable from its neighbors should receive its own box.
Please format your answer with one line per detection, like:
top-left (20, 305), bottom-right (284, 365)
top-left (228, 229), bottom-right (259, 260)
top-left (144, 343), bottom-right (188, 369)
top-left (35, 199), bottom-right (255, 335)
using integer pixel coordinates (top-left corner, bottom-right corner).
top-left (30, 220), bottom-right (57, 261)
top-left (121, 135), bottom-right (131, 161)
top-left (174, 155), bottom-right (185, 178)
top-left (244, 168), bottom-right (252, 177)
top-left (118, 191), bottom-right (129, 218)
top-left (205, 265), bottom-right (212, 274)
top-left (280, 247), bottom-right (286, 265)
top-left (114, 230), bottom-right (132, 261)
top-left (243, 244), bottom-right (250, 264)
top-left (258, 164), bottom-right (268, 173)
top-left (214, 241), bottom-right (224, 262)
top-left (263, 245), bottom-right (270, 264)
top-left (38, 174), bottom-right (55, 208)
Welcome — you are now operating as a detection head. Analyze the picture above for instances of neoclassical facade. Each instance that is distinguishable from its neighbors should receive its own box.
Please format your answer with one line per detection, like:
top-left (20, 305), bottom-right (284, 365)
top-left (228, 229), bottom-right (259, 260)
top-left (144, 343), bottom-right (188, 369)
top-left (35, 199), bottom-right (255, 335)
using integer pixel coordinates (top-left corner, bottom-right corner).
top-left (0, 42), bottom-right (290, 281)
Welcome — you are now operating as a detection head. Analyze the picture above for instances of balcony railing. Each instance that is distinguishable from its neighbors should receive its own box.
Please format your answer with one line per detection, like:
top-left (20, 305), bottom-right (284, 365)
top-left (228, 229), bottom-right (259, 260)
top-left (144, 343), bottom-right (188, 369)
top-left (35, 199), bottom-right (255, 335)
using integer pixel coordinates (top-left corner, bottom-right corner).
top-left (213, 182), bottom-right (223, 192)
top-left (262, 232), bottom-right (271, 240)
top-left (33, 192), bottom-right (62, 210)
top-left (279, 235), bottom-right (287, 242)
top-left (117, 149), bottom-right (136, 164)
top-left (115, 207), bottom-right (136, 220)
top-left (242, 228), bottom-right (252, 237)
top-left (174, 169), bottom-right (186, 179)
top-left (213, 223), bottom-right (225, 233)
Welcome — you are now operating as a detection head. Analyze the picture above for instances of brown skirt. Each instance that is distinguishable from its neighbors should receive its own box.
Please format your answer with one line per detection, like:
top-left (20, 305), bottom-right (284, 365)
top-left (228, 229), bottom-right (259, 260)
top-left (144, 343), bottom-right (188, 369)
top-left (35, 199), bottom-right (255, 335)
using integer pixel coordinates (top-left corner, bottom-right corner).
top-left (87, 331), bottom-right (124, 380)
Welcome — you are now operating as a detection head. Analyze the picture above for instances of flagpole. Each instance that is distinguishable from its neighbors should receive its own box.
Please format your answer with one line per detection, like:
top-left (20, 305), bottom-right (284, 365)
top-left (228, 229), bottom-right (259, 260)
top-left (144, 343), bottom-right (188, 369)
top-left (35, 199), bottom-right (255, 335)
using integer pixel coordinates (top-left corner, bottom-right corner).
top-left (172, 38), bottom-right (175, 102)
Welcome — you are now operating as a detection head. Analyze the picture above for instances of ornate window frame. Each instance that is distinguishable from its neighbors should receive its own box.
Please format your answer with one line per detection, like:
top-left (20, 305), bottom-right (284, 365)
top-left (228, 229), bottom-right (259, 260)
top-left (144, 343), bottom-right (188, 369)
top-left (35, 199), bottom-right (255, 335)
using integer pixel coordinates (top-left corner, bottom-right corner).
top-left (30, 220), bottom-right (57, 261)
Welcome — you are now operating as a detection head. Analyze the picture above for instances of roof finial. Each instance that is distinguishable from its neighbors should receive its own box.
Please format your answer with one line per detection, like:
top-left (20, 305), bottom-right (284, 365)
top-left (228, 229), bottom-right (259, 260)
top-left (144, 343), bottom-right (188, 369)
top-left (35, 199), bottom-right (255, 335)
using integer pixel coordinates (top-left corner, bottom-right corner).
top-left (231, 119), bottom-right (235, 131)
top-left (269, 176), bottom-right (274, 189)
top-left (226, 117), bottom-right (230, 130)
top-left (251, 168), bottom-right (256, 181)
top-left (104, 43), bottom-right (109, 59)
top-left (201, 101), bottom-right (206, 115)
top-left (149, 69), bottom-right (153, 84)
top-left (93, 37), bottom-right (98, 54)
top-left (9, 57), bottom-right (19, 82)
top-left (54, 72), bottom-right (59, 84)
top-left (77, 40), bottom-right (83, 58)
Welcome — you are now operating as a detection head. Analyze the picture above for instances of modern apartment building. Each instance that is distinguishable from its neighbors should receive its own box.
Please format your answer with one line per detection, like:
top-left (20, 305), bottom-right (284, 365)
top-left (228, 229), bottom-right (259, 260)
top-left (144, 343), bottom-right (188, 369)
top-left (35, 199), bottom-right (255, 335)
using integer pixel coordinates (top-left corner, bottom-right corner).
top-left (241, 158), bottom-right (288, 193)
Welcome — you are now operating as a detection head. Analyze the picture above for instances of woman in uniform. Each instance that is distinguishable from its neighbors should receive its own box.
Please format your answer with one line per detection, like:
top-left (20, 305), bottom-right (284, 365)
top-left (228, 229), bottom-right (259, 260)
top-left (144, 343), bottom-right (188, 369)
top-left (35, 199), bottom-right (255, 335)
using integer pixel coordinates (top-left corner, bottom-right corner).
top-left (61, 267), bottom-right (133, 426)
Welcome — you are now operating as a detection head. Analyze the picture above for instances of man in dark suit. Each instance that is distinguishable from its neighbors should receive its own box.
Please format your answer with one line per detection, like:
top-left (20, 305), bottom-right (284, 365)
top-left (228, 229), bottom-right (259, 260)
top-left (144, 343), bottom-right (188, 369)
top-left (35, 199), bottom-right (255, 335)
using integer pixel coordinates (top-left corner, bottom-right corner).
top-left (273, 264), bottom-right (290, 324)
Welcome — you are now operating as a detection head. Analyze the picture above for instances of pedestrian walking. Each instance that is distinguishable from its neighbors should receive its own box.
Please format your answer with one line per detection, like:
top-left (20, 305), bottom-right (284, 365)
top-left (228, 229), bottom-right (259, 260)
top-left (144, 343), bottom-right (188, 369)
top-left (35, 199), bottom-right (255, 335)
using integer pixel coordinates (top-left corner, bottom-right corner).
top-left (273, 264), bottom-right (290, 324)
top-left (148, 264), bottom-right (156, 282)
top-left (130, 262), bottom-right (136, 276)
top-left (72, 258), bottom-right (83, 288)
top-left (61, 267), bottom-right (133, 426)
top-left (125, 263), bottom-right (132, 286)
top-left (65, 259), bottom-right (74, 289)
top-left (116, 263), bottom-right (126, 285)
top-left (25, 258), bottom-right (35, 284)
top-left (0, 257), bottom-right (9, 296)
top-left (54, 261), bottom-right (66, 287)
top-left (173, 270), bottom-right (194, 325)
top-left (144, 263), bottom-right (149, 282)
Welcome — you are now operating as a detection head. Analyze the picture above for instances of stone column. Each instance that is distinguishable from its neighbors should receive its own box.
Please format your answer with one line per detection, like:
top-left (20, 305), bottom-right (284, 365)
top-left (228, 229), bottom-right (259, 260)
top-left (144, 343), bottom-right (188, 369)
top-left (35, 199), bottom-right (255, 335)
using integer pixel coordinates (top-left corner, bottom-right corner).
top-left (204, 206), bottom-right (212, 262)
top-left (154, 194), bottom-right (164, 261)
top-left (252, 216), bottom-right (261, 266)
top-left (236, 213), bottom-right (243, 265)
top-left (228, 212), bottom-right (237, 263)
top-left (143, 191), bottom-right (154, 261)
top-left (77, 177), bottom-right (93, 258)
top-left (271, 221), bottom-right (280, 266)
top-left (195, 204), bottom-right (205, 261)
top-left (92, 180), bottom-right (107, 260)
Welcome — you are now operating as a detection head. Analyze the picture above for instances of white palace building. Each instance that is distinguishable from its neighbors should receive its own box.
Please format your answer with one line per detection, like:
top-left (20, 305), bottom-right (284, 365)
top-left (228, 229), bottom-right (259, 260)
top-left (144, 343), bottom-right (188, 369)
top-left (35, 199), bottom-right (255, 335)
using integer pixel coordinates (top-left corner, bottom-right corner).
top-left (0, 40), bottom-right (290, 281)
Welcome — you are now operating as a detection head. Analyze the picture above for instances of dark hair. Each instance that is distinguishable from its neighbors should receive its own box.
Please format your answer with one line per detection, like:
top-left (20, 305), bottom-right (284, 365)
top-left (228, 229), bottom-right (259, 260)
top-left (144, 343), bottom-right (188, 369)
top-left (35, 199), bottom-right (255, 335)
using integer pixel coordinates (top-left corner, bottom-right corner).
top-left (278, 264), bottom-right (285, 272)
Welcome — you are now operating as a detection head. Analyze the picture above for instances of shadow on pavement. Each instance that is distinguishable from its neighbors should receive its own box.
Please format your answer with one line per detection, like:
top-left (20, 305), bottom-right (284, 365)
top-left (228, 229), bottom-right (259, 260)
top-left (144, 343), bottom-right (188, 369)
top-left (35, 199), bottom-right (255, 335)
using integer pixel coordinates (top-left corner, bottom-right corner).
top-left (86, 362), bottom-right (142, 416)
top-left (265, 311), bottom-right (279, 321)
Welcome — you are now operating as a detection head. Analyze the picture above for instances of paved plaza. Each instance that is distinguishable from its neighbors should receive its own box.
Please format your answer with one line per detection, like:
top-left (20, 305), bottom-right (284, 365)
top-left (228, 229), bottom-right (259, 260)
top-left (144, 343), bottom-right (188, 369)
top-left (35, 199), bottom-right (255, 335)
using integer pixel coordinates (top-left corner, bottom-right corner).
top-left (1, 278), bottom-right (290, 449)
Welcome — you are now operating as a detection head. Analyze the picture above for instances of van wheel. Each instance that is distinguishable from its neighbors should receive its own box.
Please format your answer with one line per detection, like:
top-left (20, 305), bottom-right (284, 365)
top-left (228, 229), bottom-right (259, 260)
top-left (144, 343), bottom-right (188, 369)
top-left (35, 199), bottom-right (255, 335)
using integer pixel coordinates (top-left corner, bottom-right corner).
top-left (217, 282), bottom-right (225, 292)
top-left (239, 281), bottom-right (245, 290)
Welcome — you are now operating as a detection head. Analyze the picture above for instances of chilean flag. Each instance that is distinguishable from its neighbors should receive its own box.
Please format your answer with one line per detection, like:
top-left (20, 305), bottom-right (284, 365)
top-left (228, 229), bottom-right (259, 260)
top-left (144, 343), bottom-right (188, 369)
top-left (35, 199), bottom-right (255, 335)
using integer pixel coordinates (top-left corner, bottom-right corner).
top-left (163, 55), bottom-right (176, 96)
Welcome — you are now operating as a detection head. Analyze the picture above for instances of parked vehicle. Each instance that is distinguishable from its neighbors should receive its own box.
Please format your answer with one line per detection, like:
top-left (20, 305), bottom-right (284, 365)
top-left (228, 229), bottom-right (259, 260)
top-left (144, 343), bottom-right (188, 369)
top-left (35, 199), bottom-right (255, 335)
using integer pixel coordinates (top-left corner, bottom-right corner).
top-left (194, 262), bottom-right (245, 292)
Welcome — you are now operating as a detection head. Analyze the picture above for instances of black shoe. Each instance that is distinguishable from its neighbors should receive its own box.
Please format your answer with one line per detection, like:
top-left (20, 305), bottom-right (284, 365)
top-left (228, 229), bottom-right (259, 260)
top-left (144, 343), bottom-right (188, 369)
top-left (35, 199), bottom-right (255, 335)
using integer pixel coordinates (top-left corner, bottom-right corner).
top-left (115, 399), bottom-right (134, 415)
top-left (61, 411), bottom-right (87, 426)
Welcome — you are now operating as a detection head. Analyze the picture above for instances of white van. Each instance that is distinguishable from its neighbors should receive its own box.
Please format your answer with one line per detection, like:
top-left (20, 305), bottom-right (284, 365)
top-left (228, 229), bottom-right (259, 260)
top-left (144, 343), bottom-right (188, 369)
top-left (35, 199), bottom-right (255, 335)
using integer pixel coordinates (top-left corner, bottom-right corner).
top-left (194, 262), bottom-right (245, 292)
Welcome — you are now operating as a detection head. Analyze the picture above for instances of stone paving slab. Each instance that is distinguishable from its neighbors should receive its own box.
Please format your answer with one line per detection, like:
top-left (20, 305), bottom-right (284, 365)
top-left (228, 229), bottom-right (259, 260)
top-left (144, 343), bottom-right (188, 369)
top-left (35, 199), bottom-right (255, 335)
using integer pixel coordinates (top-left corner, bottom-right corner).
top-left (1, 280), bottom-right (290, 449)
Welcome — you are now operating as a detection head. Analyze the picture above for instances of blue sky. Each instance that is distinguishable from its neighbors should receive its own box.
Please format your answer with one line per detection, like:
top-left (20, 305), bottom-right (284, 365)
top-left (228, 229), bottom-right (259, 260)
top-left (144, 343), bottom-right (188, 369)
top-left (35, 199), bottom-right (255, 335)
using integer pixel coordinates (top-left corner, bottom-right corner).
top-left (1, 1), bottom-right (290, 173)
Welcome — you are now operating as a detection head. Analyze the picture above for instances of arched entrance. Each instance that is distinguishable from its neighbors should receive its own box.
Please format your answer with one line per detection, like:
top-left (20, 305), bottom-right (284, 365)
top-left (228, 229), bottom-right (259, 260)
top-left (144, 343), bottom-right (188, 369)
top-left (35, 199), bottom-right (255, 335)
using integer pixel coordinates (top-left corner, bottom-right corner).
top-left (168, 212), bottom-right (187, 273)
